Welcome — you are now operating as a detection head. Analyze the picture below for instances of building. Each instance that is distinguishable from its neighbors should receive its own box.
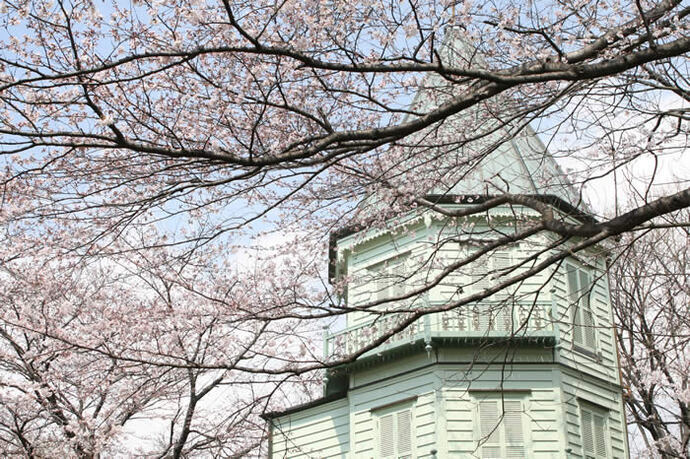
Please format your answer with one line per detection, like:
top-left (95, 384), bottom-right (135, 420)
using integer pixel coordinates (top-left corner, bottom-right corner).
top-left (264, 30), bottom-right (629, 459)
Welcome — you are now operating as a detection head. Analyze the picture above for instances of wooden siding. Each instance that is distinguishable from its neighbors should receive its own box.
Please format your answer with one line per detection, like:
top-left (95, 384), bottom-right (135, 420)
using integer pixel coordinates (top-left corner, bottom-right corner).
top-left (268, 209), bottom-right (629, 458)
top-left (348, 367), bottom-right (439, 458)
top-left (337, 223), bottom-right (561, 358)
top-left (443, 365), bottom-right (563, 458)
top-left (561, 369), bottom-right (627, 459)
top-left (344, 221), bottom-right (555, 316)
top-left (270, 361), bottom-right (628, 458)
top-left (271, 398), bottom-right (350, 458)
top-left (551, 256), bottom-right (621, 385)
top-left (345, 225), bottom-right (427, 327)
top-left (351, 362), bottom-right (572, 458)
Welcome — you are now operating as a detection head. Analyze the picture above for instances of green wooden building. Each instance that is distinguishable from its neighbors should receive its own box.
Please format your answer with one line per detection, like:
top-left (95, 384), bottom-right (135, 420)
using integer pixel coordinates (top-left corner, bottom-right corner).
top-left (264, 31), bottom-right (629, 459)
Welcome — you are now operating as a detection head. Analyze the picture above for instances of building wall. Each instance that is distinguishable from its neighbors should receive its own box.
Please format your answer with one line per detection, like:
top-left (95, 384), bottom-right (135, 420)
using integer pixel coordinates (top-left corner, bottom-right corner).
top-left (348, 362), bottom-right (439, 457)
top-left (338, 217), bottom-right (622, 387)
top-left (442, 365), bottom-right (562, 457)
top-left (552, 255), bottom-right (621, 386)
top-left (271, 209), bottom-right (628, 458)
top-left (270, 356), bottom-right (628, 458)
top-left (341, 216), bottom-right (559, 327)
top-left (560, 368), bottom-right (628, 459)
top-left (346, 350), bottom-right (566, 458)
top-left (271, 398), bottom-right (350, 458)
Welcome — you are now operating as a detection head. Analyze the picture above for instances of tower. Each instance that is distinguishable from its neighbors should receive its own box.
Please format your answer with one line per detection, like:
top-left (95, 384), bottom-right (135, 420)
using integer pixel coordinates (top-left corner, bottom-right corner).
top-left (264, 31), bottom-right (629, 459)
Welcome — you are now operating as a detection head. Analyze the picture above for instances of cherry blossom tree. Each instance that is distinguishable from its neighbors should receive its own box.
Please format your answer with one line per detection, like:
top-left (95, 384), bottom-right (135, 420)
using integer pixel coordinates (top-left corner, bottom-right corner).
top-left (1, 0), bottom-right (690, 455)
top-left (0, 230), bottom-right (318, 457)
top-left (611, 214), bottom-right (690, 458)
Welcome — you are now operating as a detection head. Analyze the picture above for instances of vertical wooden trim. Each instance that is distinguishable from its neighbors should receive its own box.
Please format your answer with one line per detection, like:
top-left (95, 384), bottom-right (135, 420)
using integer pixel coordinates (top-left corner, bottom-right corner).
top-left (267, 420), bottom-right (273, 458)
top-left (434, 367), bottom-right (445, 458)
top-left (348, 391), bottom-right (356, 456)
top-left (553, 368), bottom-right (571, 458)
top-left (605, 257), bottom-right (632, 459)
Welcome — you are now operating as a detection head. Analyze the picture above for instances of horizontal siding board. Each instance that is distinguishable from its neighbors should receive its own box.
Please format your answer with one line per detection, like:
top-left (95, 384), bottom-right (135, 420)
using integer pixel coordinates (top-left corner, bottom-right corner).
top-left (561, 369), bottom-right (627, 459)
top-left (318, 223), bottom-right (630, 458)
top-left (271, 399), bottom-right (350, 458)
top-left (442, 367), bottom-right (562, 457)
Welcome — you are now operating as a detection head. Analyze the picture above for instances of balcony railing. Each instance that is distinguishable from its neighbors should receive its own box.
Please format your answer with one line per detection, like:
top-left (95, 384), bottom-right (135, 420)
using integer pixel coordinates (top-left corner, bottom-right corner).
top-left (324, 301), bottom-right (554, 360)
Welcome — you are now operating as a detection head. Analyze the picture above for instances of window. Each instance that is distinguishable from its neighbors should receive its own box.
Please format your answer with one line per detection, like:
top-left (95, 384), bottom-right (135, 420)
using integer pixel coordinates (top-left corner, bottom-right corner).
top-left (566, 263), bottom-right (596, 349)
top-left (376, 403), bottom-right (414, 459)
top-left (580, 402), bottom-right (609, 458)
top-left (470, 250), bottom-right (513, 332)
top-left (473, 250), bottom-right (511, 295)
top-left (472, 250), bottom-right (517, 300)
top-left (369, 255), bottom-right (408, 302)
top-left (475, 394), bottom-right (527, 458)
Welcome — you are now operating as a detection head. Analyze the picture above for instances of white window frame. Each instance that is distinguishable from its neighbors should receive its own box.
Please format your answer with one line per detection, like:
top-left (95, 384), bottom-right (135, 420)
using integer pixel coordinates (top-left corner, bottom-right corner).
top-left (374, 400), bottom-right (415, 459)
top-left (473, 392), bottom-right (530, 458)
top-left (565, 262), bottom-right (597, 351)
top-left (579, 401), bottom-right (610, 458)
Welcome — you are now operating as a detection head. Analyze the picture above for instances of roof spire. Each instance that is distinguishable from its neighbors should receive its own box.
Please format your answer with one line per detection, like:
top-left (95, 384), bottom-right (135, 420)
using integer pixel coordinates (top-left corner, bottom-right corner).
top-left (406, 26), bottom-right (582, 207)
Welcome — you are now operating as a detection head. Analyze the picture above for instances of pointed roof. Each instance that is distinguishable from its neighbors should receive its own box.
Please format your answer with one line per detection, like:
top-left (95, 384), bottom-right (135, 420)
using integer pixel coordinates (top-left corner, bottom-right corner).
top-left (409, 27), bottom-right (584, 209)
top-left (328, 28), bottom-right (594, 281)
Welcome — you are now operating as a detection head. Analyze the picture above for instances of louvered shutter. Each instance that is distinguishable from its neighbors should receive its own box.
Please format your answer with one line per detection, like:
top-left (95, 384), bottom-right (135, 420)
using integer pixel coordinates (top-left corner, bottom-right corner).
top-left (379, 414), bottom-right (395, 458)
top-left (579, 271), bottom-right (592, 308)
top-left (579, 271), bottom-right (596, 348)
top-left (397, 409), bottom-right (412, 457)
top-left (474, 251), bottom-right (512, 294)
top-left (371, 264), bottom-right (388, 302)
top-left (567, 266), bottom-right (584, 345)
top-left (473, 258), bottom-right (489, 292)
top-left (476, 304), bottom-right (491, 332)
top-left (580, 404), bottom-right (610, 459)
top-left (493, 251), bottom-right (511, 300)
top-left (504, 401), bottom-right (525, 457)
top-left (581, 409), bottom-right (595, 458)
top-left (392, 260), bottom-right (407, 299)
top-left (479, 401), bottom-right (501, 458)
top-left (583, 307), bottom-right (596, 348)
top-left (593, 413), bottom-right (607, 457)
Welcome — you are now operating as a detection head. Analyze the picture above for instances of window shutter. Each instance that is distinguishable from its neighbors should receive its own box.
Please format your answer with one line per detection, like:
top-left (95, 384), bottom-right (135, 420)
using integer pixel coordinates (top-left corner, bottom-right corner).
top-left (371, 256), bottom-right (409, 303)
top-left (567, 267), bottom-right (584, 345)
top-left (397, 409), bottom-right (412, 455)
top-left (392, 261), bottom-right (407, 298)
top-left (583, 308), bottom-right (596, 348)
top-left (479, 401), bottom-right (501, 458)
top-left (578, 271), bottom-right (592, 306)
top-left (473, 259), bottom-right (489, 292)
top-left (371, 264), bottom-right (388, 302)
top-left (566, 266), bottom-right (580, 304)
top-left (579, 270), bottom-right (596, 348)
top-left (580, 404), bottom-right (610, 459)
top-left (492, 251), bottom-right (511, 299)
top-left (503, 401), bottom-right (525, 457)
top-left (475, 304), bottom-right (492, 332)
top-left (379, 414), bottom-right (395, 457)
top-left (581, 409), bottom-right (595, 456)
top-left (593, 413), bottom-right (607, 457)
top-left (474, 251), bottom-right (511, 295)
top-left (477, 396), bottom-right (530, 459)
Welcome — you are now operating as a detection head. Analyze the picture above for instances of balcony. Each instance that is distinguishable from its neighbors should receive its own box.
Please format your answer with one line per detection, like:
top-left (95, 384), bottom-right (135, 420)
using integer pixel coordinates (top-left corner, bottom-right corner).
top-left (324, 300), bottom-right (556, 360)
